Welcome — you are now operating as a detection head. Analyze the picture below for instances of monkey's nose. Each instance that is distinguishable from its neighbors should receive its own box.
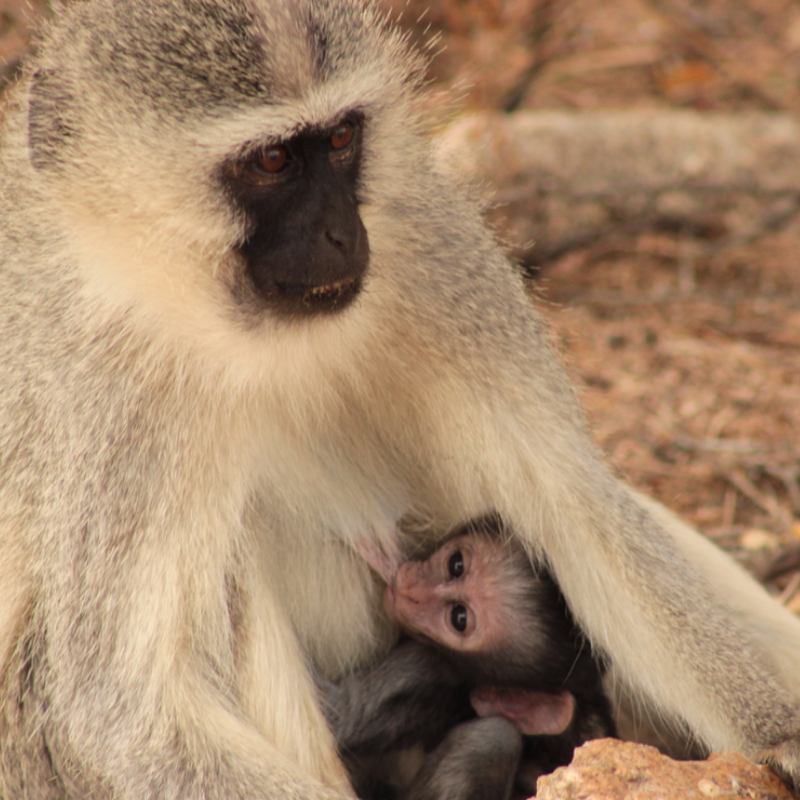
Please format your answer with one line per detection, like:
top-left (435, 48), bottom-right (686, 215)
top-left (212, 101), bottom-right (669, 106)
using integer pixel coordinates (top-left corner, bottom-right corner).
top-left (394, 563), bottom-right (434, 605)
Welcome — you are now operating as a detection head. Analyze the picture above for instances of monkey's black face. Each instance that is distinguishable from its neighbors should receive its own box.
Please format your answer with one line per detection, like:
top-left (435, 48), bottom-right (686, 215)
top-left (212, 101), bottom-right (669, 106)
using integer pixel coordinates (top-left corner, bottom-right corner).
top-left (225, 115), bottom-right (369, 317)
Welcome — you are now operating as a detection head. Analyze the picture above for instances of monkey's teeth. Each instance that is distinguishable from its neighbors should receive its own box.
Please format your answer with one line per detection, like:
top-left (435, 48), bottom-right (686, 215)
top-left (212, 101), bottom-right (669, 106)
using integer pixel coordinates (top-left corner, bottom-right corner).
top-left (301, 277), bottom-right (360, 307)
top-left (309, 280), bottom-right (345, 296)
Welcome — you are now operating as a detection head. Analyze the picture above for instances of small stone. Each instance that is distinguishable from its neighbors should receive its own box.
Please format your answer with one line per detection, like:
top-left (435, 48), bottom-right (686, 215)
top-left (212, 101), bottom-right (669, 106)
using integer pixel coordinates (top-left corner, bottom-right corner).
top-left (740, 529), bottom-right (779, 550)
top-left (535, 739), bottom-right (795, 800)
top-left (697, 777), bottom-right (721, 796)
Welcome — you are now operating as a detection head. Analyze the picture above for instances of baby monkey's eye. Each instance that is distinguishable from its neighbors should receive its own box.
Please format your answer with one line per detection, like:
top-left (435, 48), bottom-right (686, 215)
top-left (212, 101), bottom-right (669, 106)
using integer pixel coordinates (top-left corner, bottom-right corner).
top-left (448, 551), bottom-right (464, 579)
top-left (450, 604), bottom-right (468, 633)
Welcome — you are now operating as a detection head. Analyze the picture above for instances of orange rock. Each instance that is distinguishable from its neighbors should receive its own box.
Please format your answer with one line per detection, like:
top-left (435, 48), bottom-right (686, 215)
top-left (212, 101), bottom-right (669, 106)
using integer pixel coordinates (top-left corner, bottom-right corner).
top-left (536, 739), bottom-right (796, 800)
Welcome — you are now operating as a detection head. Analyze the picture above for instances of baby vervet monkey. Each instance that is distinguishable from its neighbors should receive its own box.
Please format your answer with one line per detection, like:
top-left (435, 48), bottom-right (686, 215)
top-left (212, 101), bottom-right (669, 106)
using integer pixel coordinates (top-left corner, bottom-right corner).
top-left (320, 528), bottom-right (614, 799)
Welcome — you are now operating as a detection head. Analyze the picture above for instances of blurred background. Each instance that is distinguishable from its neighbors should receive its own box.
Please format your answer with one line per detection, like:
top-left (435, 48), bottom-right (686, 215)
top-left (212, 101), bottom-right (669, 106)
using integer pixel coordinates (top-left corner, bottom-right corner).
top-left (3, 0), bottom-right (800, 604)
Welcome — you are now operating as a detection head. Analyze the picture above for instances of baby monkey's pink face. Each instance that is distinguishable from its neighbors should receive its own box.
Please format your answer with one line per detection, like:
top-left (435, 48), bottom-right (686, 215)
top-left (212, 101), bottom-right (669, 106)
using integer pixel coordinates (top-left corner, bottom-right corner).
top-left (383, 534), bottom-right (510, 653)
top-left (372, 532), bottom-right (579, 738)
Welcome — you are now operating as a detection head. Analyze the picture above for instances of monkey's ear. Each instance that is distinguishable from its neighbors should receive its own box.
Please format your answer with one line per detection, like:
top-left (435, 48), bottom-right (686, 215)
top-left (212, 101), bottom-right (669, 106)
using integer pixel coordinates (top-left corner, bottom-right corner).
top-left (470, 687), bottom-right (576, 736)
top-left (28, 68), bottom-right (77, 170)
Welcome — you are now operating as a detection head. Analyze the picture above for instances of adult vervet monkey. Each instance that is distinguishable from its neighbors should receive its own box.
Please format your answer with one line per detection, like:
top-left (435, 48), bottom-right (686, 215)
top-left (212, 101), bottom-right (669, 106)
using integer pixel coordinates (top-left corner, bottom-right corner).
top-left (2, 0), bottom-right (800, 798)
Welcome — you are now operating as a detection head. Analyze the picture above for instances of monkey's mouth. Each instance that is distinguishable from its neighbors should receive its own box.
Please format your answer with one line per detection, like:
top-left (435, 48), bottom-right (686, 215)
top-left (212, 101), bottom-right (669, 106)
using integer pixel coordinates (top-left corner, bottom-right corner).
top-left (275, 276), bottom-right (363, 314)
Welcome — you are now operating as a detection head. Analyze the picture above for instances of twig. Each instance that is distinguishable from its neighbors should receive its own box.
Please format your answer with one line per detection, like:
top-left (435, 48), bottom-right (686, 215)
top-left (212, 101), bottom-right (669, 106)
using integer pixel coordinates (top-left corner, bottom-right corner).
top-left (761, 543), bottom-right (800, 583)
top-left (763, 464), bottom-right (800, 516)
top-left (674, 437), bottom-right (767, 456)
top-left (725, 470), bottom-right (782, 519)
top-left (779, 572), bottom-right (800, 607)
top-left (721, 487), bottom-right (737, 530)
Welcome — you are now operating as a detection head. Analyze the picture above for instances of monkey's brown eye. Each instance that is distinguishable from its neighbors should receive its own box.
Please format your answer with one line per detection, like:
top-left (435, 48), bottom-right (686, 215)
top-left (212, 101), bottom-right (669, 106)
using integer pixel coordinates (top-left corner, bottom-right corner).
top-left (448, 551), bottom-right (464, 579)
top-left (451, 604), bottom-right (468, 633)
top-left (330, 121), bottom-right (354, 151)
top-left (256, 145), bottom-right (288, 173)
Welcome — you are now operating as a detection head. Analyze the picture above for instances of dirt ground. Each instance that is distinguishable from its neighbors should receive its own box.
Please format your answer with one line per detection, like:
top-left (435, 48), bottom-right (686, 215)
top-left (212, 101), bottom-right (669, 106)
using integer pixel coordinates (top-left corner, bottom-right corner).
top-left (3, 0), bottom-right (800, 606)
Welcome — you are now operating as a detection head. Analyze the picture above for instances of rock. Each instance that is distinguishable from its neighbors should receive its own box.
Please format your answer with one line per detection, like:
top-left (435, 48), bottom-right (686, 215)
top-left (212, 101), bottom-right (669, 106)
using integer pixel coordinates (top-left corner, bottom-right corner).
top-left (536, 739), bottom-right (795, 800)
top-left (436, 111), bottom-right (800, 263)
top-left (740, 528), bottom-right (780, 551)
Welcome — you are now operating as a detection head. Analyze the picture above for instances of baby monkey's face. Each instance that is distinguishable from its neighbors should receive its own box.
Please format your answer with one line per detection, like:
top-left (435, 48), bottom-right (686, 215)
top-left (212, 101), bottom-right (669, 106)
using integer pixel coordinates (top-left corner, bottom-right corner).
top-left (383, 533), bottom-right (512, 654)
